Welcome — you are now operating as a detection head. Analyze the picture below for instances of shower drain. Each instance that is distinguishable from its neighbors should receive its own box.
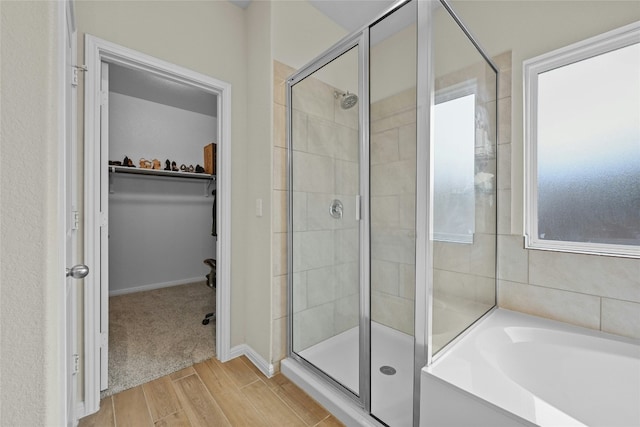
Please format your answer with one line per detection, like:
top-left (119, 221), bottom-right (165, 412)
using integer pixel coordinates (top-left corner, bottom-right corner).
top-left (379, 365), bottom-right (396, 375)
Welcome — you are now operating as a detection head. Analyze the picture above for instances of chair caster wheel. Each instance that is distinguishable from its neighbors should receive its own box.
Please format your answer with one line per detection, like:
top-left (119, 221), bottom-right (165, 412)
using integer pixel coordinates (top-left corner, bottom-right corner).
top-left (202, 319), bottom-right (210, 325)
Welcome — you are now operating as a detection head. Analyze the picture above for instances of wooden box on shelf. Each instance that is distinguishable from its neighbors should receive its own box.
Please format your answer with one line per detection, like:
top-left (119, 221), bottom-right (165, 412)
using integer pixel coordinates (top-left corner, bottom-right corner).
top-left (204, 142), bottom-right (216, 175)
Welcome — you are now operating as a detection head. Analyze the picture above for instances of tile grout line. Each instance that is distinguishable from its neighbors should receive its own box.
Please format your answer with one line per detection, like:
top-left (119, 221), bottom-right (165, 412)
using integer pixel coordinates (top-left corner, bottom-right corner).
top-left (236, 378), bottom-right (284, 426)
top-left (312, 413), bottom-right (332, 427)
top-left (268, 385), bottom-right (311, 426)
top-left (192, 364), bottom-right (234, 426)
top-left (139, 384), bottom-right (156, 427)
top-left (111, 396), bottom-right (117, 427)
top-left (232, 357), bottom-right (300, 424)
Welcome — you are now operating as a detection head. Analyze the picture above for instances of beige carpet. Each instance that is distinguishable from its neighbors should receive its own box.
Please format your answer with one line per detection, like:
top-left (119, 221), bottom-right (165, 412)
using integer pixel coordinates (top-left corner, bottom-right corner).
top-left (102, 281), bottom-right (216, 397)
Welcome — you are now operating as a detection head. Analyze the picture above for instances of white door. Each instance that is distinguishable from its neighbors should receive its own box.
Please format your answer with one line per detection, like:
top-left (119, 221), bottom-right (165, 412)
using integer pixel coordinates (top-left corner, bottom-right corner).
top-left (63, 1), bottom-right (85, 425)
top-left (99, 61), bottom-right (110, 391)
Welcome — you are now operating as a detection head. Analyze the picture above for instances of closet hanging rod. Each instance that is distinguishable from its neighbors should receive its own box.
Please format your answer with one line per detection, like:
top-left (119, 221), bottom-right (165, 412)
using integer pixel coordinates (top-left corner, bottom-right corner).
top-left (109, 165), bottom-right (215, 181)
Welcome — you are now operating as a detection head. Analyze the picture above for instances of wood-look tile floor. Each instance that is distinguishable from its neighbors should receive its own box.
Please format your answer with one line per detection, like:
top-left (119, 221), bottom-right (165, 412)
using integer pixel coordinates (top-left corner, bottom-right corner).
top-left (78, 355), bottom-right (345, 427)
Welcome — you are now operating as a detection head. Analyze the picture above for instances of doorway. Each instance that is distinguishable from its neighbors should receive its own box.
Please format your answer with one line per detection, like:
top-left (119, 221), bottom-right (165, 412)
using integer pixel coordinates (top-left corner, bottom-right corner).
top-left (83, 35), bottom-right (233, 415)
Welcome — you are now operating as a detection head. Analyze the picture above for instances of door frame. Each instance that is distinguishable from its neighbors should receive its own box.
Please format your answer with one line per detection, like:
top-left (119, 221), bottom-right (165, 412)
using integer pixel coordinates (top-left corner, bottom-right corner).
top-left (285, 29), bottom-right (371, 410)
top-left (82, 35), bottom-right (233, 415)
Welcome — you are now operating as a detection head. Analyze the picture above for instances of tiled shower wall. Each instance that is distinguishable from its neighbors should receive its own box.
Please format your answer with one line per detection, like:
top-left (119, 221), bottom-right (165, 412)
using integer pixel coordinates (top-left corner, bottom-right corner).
top-left (370, 88), bottom-right (417, 335)
top-left (431, 56), bottom-right (499, 328)
top-left (273, 50), bottom-right (639, 368)
top-left (273, 61), bottom-right (360, 359)
top-left (272, 61), bottom-right (293, 364)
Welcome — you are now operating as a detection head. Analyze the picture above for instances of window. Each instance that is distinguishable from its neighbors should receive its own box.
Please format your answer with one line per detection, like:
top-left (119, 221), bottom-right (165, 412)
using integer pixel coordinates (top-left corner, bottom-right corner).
top-left (524, 22), bottom-right (640, 257)
top-left (433, 84), bottom-right (477, 244)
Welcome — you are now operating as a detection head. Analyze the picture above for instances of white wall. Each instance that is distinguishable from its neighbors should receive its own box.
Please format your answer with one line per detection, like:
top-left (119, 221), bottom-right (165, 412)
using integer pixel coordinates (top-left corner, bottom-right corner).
top-left (272, 0), bottom-right (347, 71)
top-left (243, 0), bottom-right (273, 364)
top-left (0, 1), bottom-right (64, 425)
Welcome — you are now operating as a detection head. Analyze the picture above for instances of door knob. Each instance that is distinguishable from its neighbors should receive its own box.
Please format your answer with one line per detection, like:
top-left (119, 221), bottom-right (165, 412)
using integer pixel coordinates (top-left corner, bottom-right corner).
top-left (66, 264), bottom-right (89, 279)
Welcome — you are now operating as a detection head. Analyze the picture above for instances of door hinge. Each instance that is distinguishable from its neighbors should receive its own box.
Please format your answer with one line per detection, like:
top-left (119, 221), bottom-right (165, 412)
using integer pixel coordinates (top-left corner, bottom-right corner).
top-left (100, 212), bottom-right (107, 228)
top-left (72, 353), bottom-right (79, 375)
top-left (71, 65), bottom-right (87, 87)
top-left (72, 210), bottom-right (80, 230)
top-left (100, 90), bottom-right (108, 106)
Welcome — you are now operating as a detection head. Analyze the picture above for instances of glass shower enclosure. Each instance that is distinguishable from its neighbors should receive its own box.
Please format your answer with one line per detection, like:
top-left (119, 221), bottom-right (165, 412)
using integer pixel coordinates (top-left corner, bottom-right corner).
top-left (286, 1), bottom-right (497, 425)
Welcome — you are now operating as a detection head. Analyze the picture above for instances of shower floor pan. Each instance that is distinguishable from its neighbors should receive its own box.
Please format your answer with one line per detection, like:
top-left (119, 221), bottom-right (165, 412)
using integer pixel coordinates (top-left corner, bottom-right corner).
top-left (298, 321), bottom-right (414, 427)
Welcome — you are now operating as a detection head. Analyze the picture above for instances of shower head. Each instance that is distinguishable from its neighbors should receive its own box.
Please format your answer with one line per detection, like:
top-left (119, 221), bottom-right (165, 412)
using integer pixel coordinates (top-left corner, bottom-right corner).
top-left (334, 90), bottom-right (358, 110)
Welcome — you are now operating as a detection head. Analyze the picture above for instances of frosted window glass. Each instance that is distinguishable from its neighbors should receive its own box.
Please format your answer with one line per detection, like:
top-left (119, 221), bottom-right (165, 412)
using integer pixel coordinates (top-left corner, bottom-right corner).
top-left (537, 43), bottom-right (640, 246)
top-left (433, 94), bottom-right (476, 243)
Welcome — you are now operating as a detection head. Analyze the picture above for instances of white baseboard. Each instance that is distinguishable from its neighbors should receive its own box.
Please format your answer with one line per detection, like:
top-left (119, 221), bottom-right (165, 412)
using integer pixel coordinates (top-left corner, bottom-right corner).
top-left (227, 344), bottom-right (276, 378)
top-left (75, 401), bottom-right (86, 426)
top-left (108, 276), bottom-right (205, 296)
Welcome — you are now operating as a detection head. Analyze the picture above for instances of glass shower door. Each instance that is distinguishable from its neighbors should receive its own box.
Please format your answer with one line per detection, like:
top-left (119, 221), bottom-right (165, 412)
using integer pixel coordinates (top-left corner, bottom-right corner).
top-left (430, 3), bottom-right (498, 355)
top-left (369, 1), bottom-right (417, 425)
top-left (289, 44), bottom-right (363, 397)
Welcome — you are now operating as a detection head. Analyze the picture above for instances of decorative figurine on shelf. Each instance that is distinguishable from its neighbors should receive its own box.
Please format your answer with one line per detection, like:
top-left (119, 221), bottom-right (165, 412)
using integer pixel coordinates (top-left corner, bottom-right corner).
top-left (152, 159), bottom-right (161, 170)
top-left (123, 156), bottom-right (135, 167)
top-left (139, 158), bottom-right (152, 169)
top-left (164, 159), bottom-right (171, 171)
top-left (171, 161), bottom-right (179, 172)
top-left (195, 164), bottom-right (205, 173)
top-left (180, 164), bottom-right (187, 171)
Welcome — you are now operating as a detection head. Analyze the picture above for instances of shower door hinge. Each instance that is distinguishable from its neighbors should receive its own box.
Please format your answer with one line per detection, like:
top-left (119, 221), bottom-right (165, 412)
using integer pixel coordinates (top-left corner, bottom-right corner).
top-left (71, 65), bottom-right (87, 87)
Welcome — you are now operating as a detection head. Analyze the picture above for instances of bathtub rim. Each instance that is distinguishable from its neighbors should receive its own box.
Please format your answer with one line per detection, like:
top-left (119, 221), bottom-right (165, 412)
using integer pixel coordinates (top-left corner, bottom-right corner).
top-left (431, 307), bottom-right (640, 366)
top-left (423, 308), bottom-right (640, 427)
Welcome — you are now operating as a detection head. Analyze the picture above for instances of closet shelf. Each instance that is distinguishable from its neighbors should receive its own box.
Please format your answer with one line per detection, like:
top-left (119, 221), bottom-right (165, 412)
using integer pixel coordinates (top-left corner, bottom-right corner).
top-left (109, 165), bottom-right (215, 181)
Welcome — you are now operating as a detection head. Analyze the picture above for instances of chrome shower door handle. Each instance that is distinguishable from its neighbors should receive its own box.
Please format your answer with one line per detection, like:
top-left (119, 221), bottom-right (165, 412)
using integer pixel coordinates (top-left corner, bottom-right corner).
top-left (329, 199), bottom-right (343, 219)
top-left (66, 264), bottom-right (89, 279)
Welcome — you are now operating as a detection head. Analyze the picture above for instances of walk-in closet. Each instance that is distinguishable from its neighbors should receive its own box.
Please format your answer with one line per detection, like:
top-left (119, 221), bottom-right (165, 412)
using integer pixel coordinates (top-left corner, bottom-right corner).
top-left (103, 62), bottom-right (219, 396)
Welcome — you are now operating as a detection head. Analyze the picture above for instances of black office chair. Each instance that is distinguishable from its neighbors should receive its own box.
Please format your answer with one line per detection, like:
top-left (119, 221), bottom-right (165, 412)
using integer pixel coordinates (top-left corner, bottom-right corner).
top-left (202, 258), bottom-right (216, 325)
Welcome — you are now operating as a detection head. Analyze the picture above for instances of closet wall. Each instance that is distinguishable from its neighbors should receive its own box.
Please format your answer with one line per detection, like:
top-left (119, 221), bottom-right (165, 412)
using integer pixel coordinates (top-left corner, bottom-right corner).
top-left (108, 64), bottom-right (218, 295)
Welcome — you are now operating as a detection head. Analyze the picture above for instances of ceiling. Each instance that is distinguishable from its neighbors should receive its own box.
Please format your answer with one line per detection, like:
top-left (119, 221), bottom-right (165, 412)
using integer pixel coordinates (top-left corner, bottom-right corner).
top-left (109, 63), bottom-right (218, 117)
top-left (307, 0), bottom-right (397, 32)
top-left (228, 0), bottom-right (397, 32)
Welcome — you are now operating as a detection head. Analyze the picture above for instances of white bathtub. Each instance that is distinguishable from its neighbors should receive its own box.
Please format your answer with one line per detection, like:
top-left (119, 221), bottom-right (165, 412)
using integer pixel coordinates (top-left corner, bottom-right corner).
top-left (421, 309), bottom-right (640, 427)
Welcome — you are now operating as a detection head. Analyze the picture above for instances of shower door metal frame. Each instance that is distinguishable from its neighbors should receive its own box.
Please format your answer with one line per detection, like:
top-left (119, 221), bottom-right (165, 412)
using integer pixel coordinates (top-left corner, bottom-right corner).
top-left (286, 30), bottom-right (371, 410)
top-left (286, 0), bottom-right (498, 425)
top-left (413, 1), bottom-right (434, 425)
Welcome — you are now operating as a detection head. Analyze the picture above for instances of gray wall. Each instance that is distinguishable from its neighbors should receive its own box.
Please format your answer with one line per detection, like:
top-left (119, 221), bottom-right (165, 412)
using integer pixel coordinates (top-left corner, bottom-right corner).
top-left (108, 91), bottom-right (217, 295)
